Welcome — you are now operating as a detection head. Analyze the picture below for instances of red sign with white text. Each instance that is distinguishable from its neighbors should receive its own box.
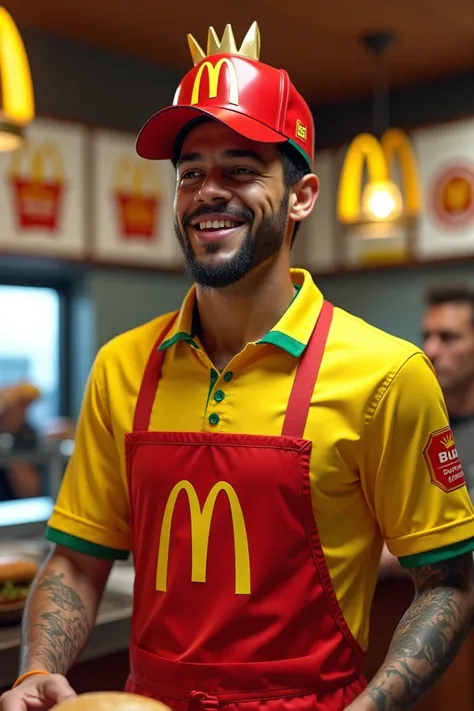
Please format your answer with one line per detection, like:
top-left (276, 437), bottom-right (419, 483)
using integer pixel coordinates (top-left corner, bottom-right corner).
top-left (423, 427), bottom-right (465, 493)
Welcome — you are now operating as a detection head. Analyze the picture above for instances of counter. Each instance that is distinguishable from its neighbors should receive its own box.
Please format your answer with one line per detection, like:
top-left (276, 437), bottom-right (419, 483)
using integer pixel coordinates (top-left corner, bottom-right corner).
top-left (0, 558), bottom-right (134, 691)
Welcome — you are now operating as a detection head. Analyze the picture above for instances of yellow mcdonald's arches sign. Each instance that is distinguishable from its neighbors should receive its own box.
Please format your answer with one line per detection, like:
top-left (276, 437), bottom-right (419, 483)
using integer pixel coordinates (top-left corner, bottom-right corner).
top-left (191, 58), bottom-right (239, 106)
top-left (156, 480), bottom-right (251, 595)
top-left (337, 128), bottom-right (422, 224)
top-left (0, 7), bottom-right (35, 126)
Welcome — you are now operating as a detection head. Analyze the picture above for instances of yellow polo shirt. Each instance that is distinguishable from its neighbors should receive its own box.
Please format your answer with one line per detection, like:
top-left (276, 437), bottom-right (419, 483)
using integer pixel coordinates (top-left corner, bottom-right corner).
top-left (46, 267), bottom-right (474, 649)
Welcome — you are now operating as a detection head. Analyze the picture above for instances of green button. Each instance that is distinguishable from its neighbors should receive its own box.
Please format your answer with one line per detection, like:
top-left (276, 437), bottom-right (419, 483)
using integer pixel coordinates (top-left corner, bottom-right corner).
top-left (214, 390), bottom-right (225, 402)
top-left (223, 371), bottom-right (233, 382)
top-left (209, 413), bottom-right (220, 426)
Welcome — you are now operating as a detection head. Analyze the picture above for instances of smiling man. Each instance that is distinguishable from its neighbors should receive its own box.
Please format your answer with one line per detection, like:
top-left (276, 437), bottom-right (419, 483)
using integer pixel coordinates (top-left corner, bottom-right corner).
top-left (4, 20), bottom-right (474, 711)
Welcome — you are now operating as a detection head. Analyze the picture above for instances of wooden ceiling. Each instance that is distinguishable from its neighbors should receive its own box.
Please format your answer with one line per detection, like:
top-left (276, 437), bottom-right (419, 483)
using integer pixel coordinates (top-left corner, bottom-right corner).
top-left (6, 0), bottom-right (474, 105)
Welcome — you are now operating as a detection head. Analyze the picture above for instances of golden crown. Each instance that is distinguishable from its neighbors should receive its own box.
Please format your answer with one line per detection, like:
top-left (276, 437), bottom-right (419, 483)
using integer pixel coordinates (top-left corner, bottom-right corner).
top-left (187, 21), bottom-right (261, 66)
top-left (441, 435), bottom-right (455, 449)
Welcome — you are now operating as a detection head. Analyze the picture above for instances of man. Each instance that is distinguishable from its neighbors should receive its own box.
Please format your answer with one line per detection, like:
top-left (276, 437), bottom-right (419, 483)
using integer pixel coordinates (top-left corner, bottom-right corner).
top-left (2, 20), bottom-right (474, 711)
top-left (423, 284), bottom-right (474, 497)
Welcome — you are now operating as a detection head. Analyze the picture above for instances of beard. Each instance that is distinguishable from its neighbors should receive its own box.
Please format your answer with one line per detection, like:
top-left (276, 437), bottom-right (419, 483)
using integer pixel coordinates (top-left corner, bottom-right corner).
top-left (175, 193), bottom-right (289, 289)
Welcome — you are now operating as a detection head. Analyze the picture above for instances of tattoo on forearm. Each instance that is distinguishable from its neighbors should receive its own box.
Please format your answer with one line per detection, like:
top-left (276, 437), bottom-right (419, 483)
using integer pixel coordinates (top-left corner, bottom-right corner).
top-left (22, 571), bottom-right (90, 675)
top-left (366, 553), bottom-right (474, 711)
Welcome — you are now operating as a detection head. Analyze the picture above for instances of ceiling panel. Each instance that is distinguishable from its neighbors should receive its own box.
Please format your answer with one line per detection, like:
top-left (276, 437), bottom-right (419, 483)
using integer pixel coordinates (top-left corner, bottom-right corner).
top-left (5, 0), bottom-right (474, 104)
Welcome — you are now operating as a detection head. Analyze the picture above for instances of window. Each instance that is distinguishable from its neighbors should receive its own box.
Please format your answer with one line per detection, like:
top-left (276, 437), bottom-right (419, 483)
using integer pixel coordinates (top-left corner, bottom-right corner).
top-left (0, 285), bottom-right (61, 431)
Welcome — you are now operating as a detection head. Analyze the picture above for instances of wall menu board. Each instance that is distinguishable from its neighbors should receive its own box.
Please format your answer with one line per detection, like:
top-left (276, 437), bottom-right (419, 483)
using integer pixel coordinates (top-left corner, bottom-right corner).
top-left (413, 118), bottom-right (474, 260)
top-left (0, 118), bottom-right (87, 257)
top-left (90, 128), bottom-right (183, 268)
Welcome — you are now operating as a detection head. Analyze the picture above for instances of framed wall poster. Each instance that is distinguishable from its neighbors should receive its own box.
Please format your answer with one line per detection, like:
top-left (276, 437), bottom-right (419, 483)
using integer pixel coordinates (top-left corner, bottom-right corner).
top-left (291, 150), bottom-right (338, 274)
top-left (412, 118), bottom-right (474, 260)
top-left (0, 118), bottom-right (87, 257)
top-left (91, 128), bottom-right (183, 268)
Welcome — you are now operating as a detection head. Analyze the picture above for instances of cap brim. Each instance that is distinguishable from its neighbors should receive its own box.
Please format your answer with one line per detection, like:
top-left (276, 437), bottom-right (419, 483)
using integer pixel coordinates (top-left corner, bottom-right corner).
top-left (136, 105), bottom-right (287, 160)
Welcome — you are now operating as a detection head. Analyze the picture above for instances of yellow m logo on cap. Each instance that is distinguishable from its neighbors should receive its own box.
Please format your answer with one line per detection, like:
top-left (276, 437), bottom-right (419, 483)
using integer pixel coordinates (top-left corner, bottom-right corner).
top-left (0, 7), bottom-right (34, 125)
top-left (156, 480), bottom-right (251, 595)
top-left (337, 128), bottom-right (422, 224)
top-left (191, 58), bottom-right (239, 107)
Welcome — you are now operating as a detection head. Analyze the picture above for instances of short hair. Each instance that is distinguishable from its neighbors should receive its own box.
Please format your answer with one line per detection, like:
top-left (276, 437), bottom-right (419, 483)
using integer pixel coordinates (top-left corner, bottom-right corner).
top-left (425, 284), bottom-right (474, 323)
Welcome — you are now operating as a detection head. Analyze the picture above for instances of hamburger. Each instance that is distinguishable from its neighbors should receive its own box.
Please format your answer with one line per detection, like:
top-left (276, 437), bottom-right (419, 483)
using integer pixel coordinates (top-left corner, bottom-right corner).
top-left (0, 556), bottom-right (38, 608)
top-left (51, 692), bottom-right (173, 711)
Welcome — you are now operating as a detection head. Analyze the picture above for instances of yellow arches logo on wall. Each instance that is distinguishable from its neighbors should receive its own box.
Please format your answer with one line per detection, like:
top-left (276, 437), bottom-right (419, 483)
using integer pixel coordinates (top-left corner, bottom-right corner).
top-left (337, 128), bottom-right (422, 225)
top-left (0, 7), bottom-right (35, 151)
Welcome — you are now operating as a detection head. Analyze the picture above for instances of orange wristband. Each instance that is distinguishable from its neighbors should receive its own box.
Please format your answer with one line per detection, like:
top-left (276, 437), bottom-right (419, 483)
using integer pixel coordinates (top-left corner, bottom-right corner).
top-left (12, 670), bottom-right (51, 689)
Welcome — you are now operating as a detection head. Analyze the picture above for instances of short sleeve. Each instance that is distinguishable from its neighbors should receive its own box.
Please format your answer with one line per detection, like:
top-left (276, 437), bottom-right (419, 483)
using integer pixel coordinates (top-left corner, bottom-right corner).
top-left (362, 351), bottom-right (474, 567)
top-left (46, 349), bottom-right (131, 559)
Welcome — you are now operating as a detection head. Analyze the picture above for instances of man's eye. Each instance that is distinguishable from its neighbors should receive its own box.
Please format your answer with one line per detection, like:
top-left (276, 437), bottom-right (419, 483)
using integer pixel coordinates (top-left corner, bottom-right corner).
top-left (180, 170), bottom-right (202, 182)
top-left (231, 167), bottom-right (254, 175)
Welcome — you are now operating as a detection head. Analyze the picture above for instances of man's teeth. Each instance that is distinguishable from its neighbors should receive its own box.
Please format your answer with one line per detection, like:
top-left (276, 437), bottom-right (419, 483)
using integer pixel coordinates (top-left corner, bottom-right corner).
top-left (198, 219), bottom-right (241, 230)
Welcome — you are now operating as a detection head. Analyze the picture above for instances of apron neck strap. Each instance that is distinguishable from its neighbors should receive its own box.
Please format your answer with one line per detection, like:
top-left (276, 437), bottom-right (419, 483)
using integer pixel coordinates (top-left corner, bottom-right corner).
top-left (133, 313), bottom-right (178, 432)
top-left (133, 300), bottom-right (334, 437)
top-left (282, 300), bottom-right (334, 439)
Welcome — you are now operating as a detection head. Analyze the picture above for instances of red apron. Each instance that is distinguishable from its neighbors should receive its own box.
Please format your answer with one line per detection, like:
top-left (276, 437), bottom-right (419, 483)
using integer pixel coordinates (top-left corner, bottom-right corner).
top-left (124, 300), bottom-right (366, 711)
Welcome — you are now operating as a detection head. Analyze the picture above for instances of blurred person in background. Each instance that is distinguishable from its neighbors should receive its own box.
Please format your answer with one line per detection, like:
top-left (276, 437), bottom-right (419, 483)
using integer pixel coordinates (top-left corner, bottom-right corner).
top-left (380, 284), bottom-right (474, 577)
top-left (0, 383), bottom-right (42, 501)
top-left (423, 285), bottom-right (474, 497)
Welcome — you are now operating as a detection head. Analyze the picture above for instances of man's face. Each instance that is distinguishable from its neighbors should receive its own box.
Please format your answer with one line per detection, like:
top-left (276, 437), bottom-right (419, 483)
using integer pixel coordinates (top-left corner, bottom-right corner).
top-left (174, 121), bottom-right (290, 288)
top-left (422, 303), bottom-right (474, 392)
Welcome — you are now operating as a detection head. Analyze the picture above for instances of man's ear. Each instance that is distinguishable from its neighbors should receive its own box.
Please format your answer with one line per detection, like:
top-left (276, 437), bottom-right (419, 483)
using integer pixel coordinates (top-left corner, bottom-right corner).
top-left (289, 173), bottom-right (319, 222)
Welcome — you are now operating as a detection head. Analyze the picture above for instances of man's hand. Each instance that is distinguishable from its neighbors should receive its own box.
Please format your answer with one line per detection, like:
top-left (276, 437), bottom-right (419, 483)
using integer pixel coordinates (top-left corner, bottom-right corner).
top-left (0, 673), bottom-right (76, 711)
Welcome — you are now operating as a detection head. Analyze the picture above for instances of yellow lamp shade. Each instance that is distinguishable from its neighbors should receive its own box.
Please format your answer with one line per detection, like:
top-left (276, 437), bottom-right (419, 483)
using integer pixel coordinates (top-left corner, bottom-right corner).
top-left (0, 6), bottom-right (35, 151)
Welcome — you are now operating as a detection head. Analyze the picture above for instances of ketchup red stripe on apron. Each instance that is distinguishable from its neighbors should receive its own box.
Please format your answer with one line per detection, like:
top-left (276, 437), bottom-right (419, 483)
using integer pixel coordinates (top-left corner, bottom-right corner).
top-left (124, 300), bottom-right (366, 711)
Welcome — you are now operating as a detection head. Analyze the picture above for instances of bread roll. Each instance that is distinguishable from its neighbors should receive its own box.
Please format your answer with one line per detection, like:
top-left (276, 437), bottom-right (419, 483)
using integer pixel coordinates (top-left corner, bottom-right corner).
top-left (51, 692), bottom-right (172, 711)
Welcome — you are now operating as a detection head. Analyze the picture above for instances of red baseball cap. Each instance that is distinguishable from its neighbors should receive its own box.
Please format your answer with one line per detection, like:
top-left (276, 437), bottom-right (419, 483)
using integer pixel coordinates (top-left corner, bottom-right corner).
top-left (136, 22), bottom-right (314, 169)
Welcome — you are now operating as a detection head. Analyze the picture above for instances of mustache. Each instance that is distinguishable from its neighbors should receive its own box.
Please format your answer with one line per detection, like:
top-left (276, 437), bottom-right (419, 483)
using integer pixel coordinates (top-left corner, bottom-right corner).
top-left (182, 204), bottom-right (254, 228)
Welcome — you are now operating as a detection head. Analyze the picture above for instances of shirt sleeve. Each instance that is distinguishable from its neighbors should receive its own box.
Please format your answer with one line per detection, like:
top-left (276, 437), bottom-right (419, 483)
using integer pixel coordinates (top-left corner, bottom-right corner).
top-left (361, 351), bottom-right (474, 568)
top-left (45, 348), bottom-right (131, 560)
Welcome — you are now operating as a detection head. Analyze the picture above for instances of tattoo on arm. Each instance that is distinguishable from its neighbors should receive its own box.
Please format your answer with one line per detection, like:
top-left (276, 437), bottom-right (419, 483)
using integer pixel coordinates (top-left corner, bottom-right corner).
top-left (365, 553), bottom-right (474, 711)
top-left (21, 570), bottom-right (91, 675)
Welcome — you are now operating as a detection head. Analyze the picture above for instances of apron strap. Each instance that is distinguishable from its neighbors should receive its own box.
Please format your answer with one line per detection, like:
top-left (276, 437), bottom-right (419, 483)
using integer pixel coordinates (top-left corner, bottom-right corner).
top-left (134, 300), bottom-right (333, 436)
top-left (133, 313), bottom-right (178, 432)
top-left (282, 300), bottom-right (334, 439)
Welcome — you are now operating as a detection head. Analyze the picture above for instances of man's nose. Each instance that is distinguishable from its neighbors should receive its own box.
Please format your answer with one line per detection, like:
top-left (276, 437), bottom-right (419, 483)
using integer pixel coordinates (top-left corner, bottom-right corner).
top-left (424, 336), bottom-right (441, 362)
top-left (195, 172), bottom-right (232, 204)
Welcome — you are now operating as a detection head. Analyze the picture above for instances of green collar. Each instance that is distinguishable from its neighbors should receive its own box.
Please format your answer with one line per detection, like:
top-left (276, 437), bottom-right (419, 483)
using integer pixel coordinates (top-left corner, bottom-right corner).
top-left (159, 284), bottom-right (304, 356)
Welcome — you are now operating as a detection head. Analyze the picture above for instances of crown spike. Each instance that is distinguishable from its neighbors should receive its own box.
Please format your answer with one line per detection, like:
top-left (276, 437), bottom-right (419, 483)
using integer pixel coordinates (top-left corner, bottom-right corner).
top-left (207, 26), bottom-right (222, 56)
top-left (187, 33), bottom-right (206, 65)
top-left (220, 24), bottom-right (238, 54)
top-left (238, 21), bottom-right (261, 60)
top-left (187, 21), bottom-right (261, 65)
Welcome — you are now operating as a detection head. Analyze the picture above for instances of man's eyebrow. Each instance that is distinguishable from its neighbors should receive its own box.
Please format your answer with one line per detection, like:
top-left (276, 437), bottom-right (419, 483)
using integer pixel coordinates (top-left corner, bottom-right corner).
top-left (176, 152), bottom-right (201, 167)
top-left (223, 149), bottom-right (266, 166)
top-left (176, 149), bottom-right (267, 168)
